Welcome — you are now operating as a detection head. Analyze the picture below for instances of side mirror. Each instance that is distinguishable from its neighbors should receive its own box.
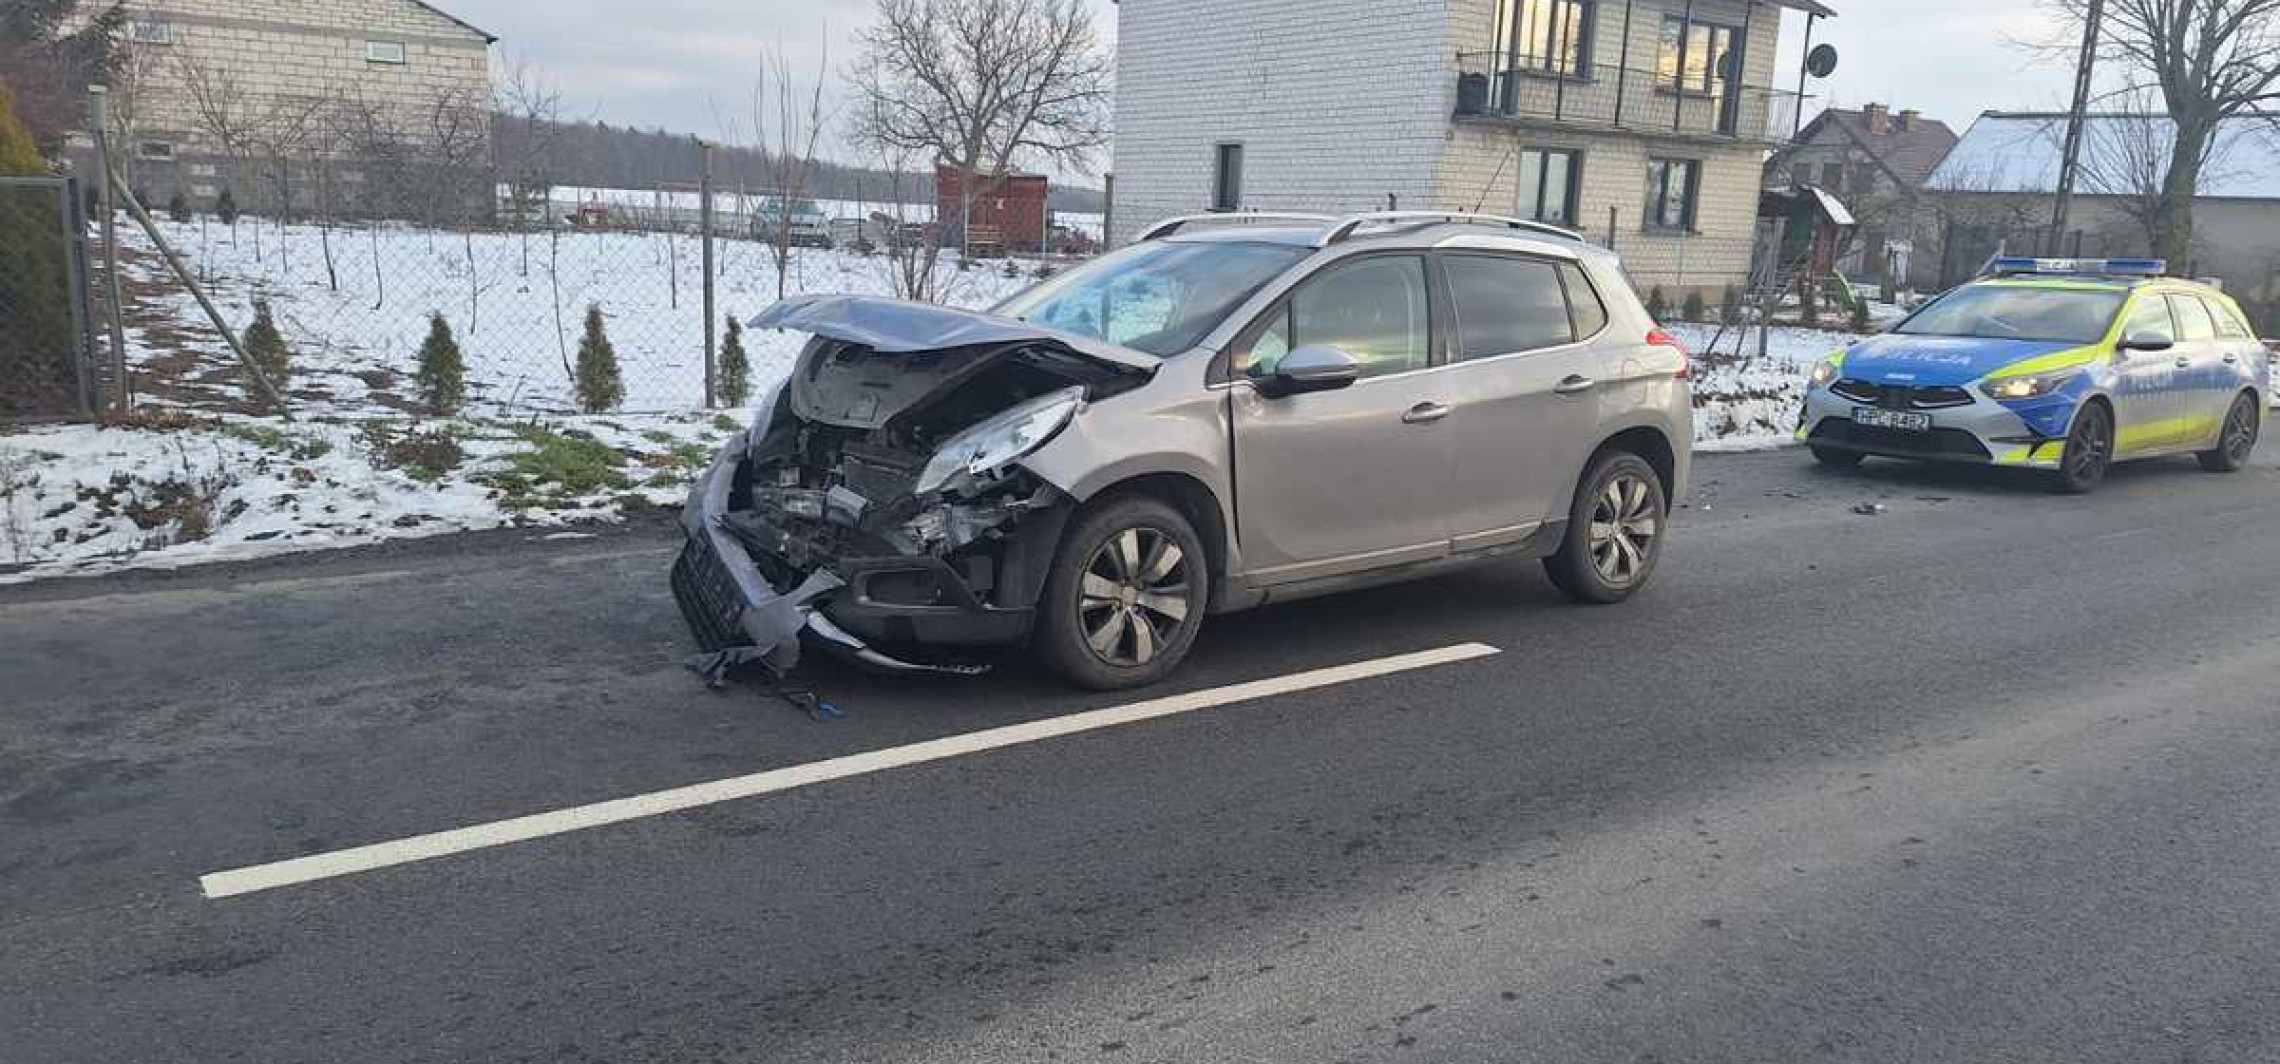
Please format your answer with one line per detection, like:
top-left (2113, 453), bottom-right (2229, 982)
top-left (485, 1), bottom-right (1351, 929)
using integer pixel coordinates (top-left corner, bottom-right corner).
top-left (1258, 344), bottom-right (1362, 397)
top-left (2120, 334), bottom-right (2174, 353)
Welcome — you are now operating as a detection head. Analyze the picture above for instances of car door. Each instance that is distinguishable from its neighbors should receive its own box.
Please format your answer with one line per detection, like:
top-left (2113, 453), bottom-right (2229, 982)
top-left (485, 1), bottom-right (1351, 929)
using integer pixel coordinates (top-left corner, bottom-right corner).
top-left (2111, 293), bottom-right (2182, 455)
top-left (2162, 293), bottom-right (2225, 451)
top-left (2196, 295), bottom-right (2262, 446)
top-left (1433, 251), bottom-right (1607, 549)
top-left (1229, 254), bottom-right (1454, 585)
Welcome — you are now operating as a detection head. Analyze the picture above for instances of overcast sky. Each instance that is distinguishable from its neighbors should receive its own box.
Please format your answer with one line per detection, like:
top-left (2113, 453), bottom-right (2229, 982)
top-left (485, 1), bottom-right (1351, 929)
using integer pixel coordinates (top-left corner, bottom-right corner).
top-left (443, 0), bottom-right (2085, 182)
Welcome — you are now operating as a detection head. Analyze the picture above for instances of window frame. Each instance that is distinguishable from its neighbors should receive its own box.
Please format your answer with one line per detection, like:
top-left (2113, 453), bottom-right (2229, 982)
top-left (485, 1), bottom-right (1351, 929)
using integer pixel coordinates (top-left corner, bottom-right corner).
top-left (1211, 143), bottom-right (1243, 213)
top-left (2167, 292), bottom-right (2218, 342)
top-left (2206, 296), bottom-right (2253, 340)
top-left (365, 40), bottom-right (409, 65)
top-left (1441, 251), bottom-right (1584, 361)
top-left (1493, 0), bottom-right (1597, 79)
top-left (130, 20), bottom-right (175, 45)
top-left (1656, 14), bottom-right (1739, 97)
top-left (1642, 157), bottom-right (1702, 232)
top-left (2121, 293), bottom-right (2177, 345)
top-left (135, 140), bottom-right (177, 162)
top-left (1516, 148), bottom-right (1583, 227)
top-left (1226, 252), bottom-right (1443, 384)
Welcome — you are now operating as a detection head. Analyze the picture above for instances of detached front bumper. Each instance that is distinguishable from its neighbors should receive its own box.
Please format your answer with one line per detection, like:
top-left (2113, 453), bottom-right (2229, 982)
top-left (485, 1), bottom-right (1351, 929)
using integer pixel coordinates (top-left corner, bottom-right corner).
top-left (1797, 382), bottom-right (2074, 469)
top-left (670, 435), bottom-right (1029, 677)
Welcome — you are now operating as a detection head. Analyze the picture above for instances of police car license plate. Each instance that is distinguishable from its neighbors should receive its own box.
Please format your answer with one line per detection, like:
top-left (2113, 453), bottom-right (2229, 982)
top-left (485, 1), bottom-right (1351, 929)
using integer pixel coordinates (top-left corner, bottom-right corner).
top-left (1852, 407), bottom-right (1931, 432)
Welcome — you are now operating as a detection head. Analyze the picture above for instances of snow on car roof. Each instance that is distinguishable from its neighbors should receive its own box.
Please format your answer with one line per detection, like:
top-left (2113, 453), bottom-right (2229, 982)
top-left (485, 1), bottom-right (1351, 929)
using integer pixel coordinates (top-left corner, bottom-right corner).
top-left (1927, 112), bottom-right (2280, 200)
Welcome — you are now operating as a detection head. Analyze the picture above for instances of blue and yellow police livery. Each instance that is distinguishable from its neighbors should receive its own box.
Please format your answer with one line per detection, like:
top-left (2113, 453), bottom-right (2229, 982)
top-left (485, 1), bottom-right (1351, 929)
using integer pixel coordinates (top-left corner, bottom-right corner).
top-left (1799, 259), bottom-right (2269, 492)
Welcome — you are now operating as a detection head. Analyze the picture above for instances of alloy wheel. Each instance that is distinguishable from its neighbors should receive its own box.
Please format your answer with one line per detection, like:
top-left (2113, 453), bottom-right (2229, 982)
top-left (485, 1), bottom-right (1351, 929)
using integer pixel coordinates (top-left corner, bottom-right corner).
top-left (2224, 397), bottom-right (2260, 463)
top-left (1077, 527), bottom-right (1193, 667)
top-left (1587, 473), bottom-right (1660, 587)
top-left (2068, 409), bottom-right (2111, 481)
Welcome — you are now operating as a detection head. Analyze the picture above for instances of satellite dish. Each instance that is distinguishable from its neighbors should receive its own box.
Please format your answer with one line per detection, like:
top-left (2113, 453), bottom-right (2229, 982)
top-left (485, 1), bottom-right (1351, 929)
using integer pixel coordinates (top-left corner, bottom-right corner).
top-left (1805, 43), bottom-right (1840, 78)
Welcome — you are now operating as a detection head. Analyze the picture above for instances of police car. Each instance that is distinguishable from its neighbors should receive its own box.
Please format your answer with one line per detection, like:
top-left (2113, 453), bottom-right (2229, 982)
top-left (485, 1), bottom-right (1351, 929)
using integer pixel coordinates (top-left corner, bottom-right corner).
top-left (1799, 258), bottom-right (2269, 492)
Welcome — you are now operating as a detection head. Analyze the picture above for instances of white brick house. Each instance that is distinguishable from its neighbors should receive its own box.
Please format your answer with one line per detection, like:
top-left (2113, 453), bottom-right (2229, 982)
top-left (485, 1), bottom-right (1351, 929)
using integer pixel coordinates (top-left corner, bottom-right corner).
top-left (101, 0), bottom-right (494, 213)
top-left (1111, 0), bottom-right (1833, 297)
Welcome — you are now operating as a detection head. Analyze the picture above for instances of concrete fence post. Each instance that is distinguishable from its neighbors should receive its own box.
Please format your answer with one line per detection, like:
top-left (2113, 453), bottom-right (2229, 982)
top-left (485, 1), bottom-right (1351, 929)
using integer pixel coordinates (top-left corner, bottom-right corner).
top-left (699, 139), bottom-right (716, 410)
top-left (88, 85), bottom-right (130, 414)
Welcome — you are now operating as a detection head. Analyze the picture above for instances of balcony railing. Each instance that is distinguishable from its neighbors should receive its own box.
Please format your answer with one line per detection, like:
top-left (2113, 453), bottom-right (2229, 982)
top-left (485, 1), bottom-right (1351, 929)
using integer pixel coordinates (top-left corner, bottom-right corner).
top-left (1454, 53), bottom-right (1801, 144)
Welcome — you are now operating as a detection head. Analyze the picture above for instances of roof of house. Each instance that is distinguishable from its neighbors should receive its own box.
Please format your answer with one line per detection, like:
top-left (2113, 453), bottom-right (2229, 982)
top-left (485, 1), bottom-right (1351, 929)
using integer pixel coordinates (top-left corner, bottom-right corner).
top-left (411, 0), bottom-right (497, 43)
top-left (1787, 106), bottom-right (1959, 189)
top-left (1926, 111), bottom-right (2280, 200)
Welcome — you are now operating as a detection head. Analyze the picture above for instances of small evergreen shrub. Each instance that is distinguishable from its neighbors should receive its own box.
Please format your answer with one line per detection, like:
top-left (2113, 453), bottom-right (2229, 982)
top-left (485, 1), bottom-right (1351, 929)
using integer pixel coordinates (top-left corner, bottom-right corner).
top-left (1645, 286), bottom-right (1670, 322)
top-left (574, 304), bottom-right (624, 413)
top-left (718, 315), bottom-right (752, 407)
top-left (242, 299), bottom-right (290, 386)
top-left (1681, 289), bottom-right (1707, 323)
top-left (215, 188), bottom-right (240, 225)
top-left (415, 312), bottom-right (467, 415)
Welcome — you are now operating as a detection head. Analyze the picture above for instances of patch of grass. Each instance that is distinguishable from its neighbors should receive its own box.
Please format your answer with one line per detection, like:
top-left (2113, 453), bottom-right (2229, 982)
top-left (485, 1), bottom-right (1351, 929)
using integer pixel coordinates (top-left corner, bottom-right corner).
top-left (639, 429), bottom-right (677, 446)
top-left (218, 422), bottom-right (332, 462)
top-left (358, 421), bottom-right (467, 483)
top-left (476, 424), bottom-right (633, 510)
top-left (709, 414), bottom-right (742, 434)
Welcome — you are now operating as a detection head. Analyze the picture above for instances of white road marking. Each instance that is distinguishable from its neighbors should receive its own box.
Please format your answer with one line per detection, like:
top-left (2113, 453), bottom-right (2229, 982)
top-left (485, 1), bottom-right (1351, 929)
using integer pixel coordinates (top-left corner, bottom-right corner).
top-left (200, 642), bottom-right (1501, 900)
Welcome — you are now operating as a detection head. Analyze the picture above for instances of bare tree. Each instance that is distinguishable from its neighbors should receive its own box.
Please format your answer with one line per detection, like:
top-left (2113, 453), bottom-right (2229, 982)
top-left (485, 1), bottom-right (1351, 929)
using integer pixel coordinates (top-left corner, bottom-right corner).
top-left (848, 0), bottom-right (1110, 271)
top-left (174, 45), bottom-right (262, 231)
top-left (865, 151), bottom-right (966, 303)
top-left (2033, 0), bottom-right (2280, 261)
top-left (753, 41), bottom-right (831, 300)
top-left (2074, 91), bottom-right (2251, 259)
top-left (493, 55), bottom-right (564, 276)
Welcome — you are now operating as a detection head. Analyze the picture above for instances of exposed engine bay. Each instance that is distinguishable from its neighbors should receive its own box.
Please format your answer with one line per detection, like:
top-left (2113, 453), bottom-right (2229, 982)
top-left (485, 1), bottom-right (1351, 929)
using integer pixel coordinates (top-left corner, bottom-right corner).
top-left (727, 333), bottom-right (1145, 607)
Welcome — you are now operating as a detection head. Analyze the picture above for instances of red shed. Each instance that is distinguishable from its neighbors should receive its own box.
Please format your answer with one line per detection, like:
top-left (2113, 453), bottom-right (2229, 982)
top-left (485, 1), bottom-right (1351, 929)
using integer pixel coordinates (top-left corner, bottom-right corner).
top-left (936, 164), bottom-right (1049, 255)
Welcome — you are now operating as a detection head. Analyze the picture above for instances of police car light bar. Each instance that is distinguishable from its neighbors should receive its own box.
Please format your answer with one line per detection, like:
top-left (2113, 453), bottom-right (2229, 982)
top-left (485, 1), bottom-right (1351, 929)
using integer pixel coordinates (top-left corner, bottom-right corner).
top-left (1990, 257), bottom-right (2168, 278)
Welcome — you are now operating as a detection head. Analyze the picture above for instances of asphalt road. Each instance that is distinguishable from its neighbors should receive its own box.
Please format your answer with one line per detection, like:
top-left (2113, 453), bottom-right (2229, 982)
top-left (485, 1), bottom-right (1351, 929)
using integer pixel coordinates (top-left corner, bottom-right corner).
top-left (5, 446), bottom-right (2280, 1063)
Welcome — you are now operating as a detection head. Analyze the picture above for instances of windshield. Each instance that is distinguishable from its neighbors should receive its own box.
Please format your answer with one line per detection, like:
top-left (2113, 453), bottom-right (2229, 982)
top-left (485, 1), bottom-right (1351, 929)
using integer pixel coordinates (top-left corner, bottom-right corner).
top-left (995, 239), bottom-right (1310, 356)
top-left (1896, 285), bottom-right (2126, 344)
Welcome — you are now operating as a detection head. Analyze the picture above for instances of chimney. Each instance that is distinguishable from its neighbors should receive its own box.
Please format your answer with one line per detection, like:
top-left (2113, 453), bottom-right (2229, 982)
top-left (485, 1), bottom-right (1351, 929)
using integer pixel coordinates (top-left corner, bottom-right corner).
top-left (1898, 109), bottom-right (1920, 132)
top-left (1862, 103), bottom-right (1889, 135)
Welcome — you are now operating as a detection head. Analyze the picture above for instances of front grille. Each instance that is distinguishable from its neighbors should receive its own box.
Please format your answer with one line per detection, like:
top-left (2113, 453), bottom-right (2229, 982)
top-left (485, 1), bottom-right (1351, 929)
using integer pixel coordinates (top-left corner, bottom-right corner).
top-left (1831, 379), bottom-right (1977, 410)
top-left (1809, 419), bottom-right (1993, 460)
top-left (671, 534), bottom-right (749, 651)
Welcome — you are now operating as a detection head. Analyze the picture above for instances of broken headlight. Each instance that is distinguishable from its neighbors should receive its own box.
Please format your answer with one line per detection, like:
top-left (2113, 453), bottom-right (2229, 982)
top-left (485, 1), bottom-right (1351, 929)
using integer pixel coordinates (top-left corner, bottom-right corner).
top-left (915, 386), bottom-right (1084, 495)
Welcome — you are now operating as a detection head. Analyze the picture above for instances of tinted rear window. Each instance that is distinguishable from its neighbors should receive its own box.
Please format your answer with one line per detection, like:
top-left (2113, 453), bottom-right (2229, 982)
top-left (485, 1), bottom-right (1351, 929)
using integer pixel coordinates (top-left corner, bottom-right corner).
top-left (1445, 254), bottom-right (1573, 360)
top-left (1560, 263), bottom-right (1609, 337)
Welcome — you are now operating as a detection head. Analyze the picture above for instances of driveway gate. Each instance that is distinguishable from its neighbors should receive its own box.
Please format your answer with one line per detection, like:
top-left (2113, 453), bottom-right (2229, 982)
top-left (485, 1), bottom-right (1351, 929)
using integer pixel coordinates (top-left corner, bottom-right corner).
top-left (0, 176), bottom-right (99, 421)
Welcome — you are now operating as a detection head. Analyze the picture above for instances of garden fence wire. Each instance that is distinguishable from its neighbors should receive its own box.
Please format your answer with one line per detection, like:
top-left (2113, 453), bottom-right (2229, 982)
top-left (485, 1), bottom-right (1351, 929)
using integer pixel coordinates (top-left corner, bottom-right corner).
top-left (0, 177), bottom-right (99, 422)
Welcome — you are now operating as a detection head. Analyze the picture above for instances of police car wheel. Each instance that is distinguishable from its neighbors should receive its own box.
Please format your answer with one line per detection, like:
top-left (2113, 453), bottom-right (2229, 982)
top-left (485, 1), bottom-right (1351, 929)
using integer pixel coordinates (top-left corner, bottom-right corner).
top-left (1810, 445), bottom-right (1864, 468)
top-left (2051, 401), bottom-right (2113, 494)
top-left (2197, 392), bottom-right (2260, 473)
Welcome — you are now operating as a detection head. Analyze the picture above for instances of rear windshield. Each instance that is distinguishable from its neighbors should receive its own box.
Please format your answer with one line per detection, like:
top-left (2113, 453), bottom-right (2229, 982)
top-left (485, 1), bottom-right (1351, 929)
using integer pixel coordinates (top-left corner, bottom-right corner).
top-left (996, 239), bottom-right (1310, 357)
top-left (1896, 285), bottom-right (2125, 345)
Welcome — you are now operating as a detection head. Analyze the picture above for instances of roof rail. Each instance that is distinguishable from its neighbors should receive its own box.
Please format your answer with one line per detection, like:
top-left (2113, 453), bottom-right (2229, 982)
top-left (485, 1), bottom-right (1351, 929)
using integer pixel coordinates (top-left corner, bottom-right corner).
top-left (1136, 212), bottom-right (1338, 241)
top-left (1318, 211), bottom-right (1585, 247)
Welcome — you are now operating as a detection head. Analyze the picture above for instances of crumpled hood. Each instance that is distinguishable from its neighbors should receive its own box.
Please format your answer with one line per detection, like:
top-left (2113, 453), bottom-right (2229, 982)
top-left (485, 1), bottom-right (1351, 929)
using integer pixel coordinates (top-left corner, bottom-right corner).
top-left (751, 295), bottom-right (1157, 371)
top-left (1840, 333), bottom-right (2095, 387)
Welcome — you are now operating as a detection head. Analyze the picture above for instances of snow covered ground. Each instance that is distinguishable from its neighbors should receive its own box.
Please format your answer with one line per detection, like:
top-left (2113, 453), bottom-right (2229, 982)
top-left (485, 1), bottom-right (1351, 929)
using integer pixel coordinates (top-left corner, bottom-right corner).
top-left (0, 214), bottom-right (1859, 582)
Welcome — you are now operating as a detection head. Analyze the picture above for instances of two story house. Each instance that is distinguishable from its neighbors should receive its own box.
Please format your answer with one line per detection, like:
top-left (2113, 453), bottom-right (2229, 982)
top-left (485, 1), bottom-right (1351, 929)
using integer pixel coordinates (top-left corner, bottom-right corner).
top-left (1765, 103), bottom-right (1958, 289)
top-left (1111, 0), bottom-right (1834, 299)
top-left (99, 0), bottom-right (494, 213)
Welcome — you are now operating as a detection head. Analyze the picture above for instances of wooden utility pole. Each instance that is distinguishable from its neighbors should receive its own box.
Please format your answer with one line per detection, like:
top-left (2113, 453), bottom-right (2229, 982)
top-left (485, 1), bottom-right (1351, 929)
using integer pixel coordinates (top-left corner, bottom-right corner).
top-left (2048, 0), bottom-right (2105, 256)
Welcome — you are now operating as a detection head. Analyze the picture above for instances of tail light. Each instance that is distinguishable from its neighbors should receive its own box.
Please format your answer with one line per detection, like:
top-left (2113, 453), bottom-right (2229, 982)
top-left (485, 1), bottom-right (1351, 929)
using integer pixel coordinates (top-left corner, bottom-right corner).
top-left (1647, 328), bottom-right (1690, 379)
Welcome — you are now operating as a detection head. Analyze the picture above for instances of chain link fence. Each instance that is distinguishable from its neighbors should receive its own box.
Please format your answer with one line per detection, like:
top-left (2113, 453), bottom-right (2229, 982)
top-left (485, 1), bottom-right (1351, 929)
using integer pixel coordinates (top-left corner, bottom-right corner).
top-left (0, 177), bottom-right (99, 422)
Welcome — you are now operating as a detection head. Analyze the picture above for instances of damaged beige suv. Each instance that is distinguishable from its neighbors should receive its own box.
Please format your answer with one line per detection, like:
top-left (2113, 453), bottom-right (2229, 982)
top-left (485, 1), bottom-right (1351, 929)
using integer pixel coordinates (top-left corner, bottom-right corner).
top-left (674, 212), bottom-right (1692, 689)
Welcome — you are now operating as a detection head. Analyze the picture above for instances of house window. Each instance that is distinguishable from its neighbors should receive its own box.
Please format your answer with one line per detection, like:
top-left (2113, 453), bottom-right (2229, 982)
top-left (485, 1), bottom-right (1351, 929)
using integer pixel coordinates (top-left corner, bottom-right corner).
top-left (1516, 148), bottom-right (1581, 226)
top-left (136, 141), bottom-right (177, 162)
top-left (1657, 16), bottom-right (1737, 94)
top-left (365, 40), bottom-right (408, 65)
top-left (1212, 143), bottom-right (1243, 212)
top-left (1643, 157), bottom-right (1700, 230)
top-left (1820, 161), bottom-right (1843, 189)
top-left (1790, 163), bottom-right (1811, 187)
top-left (1492, 0), bottom-right (1594, 77)
top-left (129, 20), bottom-right (175, 45)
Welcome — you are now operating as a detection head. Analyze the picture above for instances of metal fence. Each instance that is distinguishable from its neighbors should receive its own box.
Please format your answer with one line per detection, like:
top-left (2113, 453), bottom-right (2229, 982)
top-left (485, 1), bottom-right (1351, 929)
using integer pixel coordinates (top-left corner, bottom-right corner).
top-left (0, 177), bottom-right (100, 421)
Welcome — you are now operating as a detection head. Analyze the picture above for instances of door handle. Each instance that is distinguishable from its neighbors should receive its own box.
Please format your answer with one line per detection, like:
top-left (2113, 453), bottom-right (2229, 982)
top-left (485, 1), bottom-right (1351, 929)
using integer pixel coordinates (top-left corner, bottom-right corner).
top-left (2174, 356), bottom-right (2192, 369)
top-left (2224, 353), bottom-right (2241, 364)
top-left (1553, 374), bottom-right (1597, 395)
top-left (1402, 402), bottom-right (1451, 424)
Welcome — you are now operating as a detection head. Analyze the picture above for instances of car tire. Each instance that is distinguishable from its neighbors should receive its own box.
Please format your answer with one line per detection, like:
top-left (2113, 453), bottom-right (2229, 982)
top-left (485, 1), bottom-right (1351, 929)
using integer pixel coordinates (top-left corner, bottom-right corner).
top-left (1033, 495), bottom-right (1209, 691)
top-left (2197, 392), bottom-right (2260, 473)
top-left (2050, 400), bottom-right (2114, 494)
top-left (1810, 445), bottom-right (1865, 468)
top-left (1545, 451), bottom-right (1668, 605)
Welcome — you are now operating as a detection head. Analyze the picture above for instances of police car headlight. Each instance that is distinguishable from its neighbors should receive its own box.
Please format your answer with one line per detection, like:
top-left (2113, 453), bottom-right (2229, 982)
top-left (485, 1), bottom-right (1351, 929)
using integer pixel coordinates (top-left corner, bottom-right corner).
top-left (1809, 358), bottom-right (1841, 387)
top-left (1980, 370), bottom-right (2081, 401)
